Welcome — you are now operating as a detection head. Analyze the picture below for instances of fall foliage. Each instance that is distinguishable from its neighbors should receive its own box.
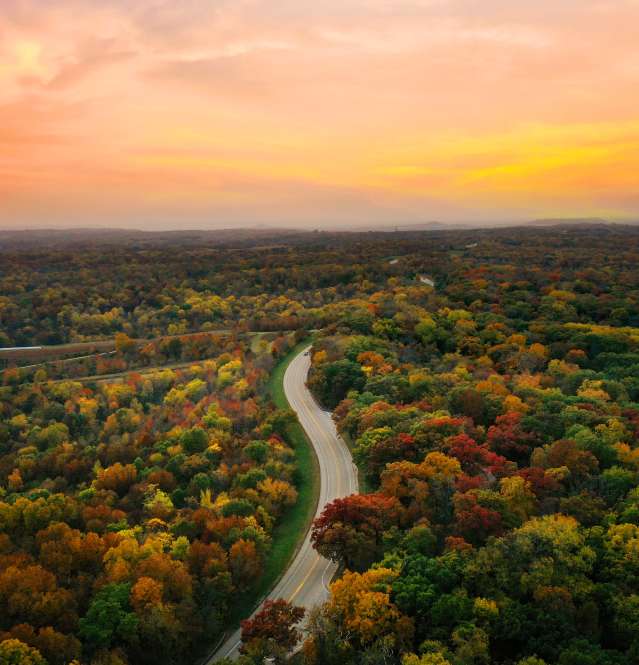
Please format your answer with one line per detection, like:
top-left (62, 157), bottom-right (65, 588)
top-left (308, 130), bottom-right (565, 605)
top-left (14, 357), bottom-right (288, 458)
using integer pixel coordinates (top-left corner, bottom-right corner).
top-left (3, 226), bottom-right (639, 664)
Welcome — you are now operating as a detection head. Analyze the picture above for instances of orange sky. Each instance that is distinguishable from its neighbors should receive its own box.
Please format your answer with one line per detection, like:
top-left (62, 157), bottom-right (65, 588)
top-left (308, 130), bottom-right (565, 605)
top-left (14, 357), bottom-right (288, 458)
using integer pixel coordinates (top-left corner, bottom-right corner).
top-left (1, 0), bottom-right (639, 228)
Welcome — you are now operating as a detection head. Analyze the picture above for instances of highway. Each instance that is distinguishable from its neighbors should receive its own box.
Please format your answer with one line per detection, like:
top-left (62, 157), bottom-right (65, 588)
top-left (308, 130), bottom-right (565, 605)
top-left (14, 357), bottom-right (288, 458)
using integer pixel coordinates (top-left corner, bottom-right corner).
top-left (208, 346), bottom-right (358, 662)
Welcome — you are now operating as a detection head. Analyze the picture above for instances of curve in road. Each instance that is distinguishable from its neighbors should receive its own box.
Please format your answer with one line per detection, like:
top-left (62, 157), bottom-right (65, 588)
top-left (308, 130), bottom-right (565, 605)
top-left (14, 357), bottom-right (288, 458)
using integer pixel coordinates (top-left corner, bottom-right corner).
top-left (209, 346), bottom-right (358, 662)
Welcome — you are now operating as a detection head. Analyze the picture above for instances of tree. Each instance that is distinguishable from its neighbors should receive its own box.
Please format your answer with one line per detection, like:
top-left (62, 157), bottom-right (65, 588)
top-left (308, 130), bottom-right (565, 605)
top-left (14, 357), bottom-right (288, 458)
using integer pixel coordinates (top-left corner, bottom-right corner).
top-left (0, 639), bottom-right (46, 665)
top-left (79, 583), bottom-right (138, 651)
top-left (0, 563), bottom-right (76, 631)
top-left (356, 430), bottom-right (420, 484)
top-left (130, 577), bottom-right (163, 613)
top-left (240, 599), bottom-right (305, 657)
top-left (380, 452), bottom-right (461, 525)
top-left (465, 515), bottom-right (597, 658)
top-left (499, 476), bottom-right (537, 524)
top-left (3, 625), bottom-right (81, 665)
top-left (602, 523), bottom-right (639, 590)
top-left (392, 552), bottom-right (466, 641)
top-left (323, 568), bottom-right (413, 651)
top-left (403, 654), bottom-right (452, 665)
top-left (445, 433), bottom-right (509, 477)
top-left (453, 491), bottom-right (504, 545)
top-left (448, 388), bottom-right (492, 427)
top-left (310, 360), bottom-right (366, 409)
top-left (229, 539), bottom-right (262, 590)
top-left (410, 416), bottom-right (466, 457)
top-left (451, 624), bottom-right (490, 664)
top-left (181, 427), bottom-right (208, 453)
top-left (311, 493), bottom-right (399, 570)
top-left (531, 439), bottom-right (599, 485)
top-left (115, 332), bottom-right (136, 355)
top-left (94, 463), bottom-right (138, 496)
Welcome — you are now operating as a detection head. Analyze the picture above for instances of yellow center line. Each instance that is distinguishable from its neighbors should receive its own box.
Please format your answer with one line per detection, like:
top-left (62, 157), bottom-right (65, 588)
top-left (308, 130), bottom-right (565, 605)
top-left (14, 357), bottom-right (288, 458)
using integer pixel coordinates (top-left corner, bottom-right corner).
top-left (289, 555), bottom-right (322, 602)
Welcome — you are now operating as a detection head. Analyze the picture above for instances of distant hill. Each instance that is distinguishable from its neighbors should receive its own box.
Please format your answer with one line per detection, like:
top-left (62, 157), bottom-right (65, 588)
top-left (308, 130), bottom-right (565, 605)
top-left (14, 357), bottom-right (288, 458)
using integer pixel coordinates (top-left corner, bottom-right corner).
top-left (3, 219), bottom-right (639, 250)
top-left (0, 226), bottom-right (306, 250)
top-left (330, 221), bottom-right (475, 232)
top-left (527, 217), bottom-right (612, 227)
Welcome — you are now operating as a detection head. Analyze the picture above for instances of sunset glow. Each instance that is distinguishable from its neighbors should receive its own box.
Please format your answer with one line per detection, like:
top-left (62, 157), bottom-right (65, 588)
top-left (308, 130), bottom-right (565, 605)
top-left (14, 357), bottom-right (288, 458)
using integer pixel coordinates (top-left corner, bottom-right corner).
top-left (2, 0), bottom-right (639, 227)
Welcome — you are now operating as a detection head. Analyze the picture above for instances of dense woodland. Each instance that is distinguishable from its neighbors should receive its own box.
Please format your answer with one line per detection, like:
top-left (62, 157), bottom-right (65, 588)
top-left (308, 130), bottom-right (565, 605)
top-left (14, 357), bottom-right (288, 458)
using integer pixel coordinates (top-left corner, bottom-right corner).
top-left (300, 227), bottom-right (639, 665)
top-left (2, 225), bottom-right (639, 665)
top-left (0, 330), bottom-right (302, 665)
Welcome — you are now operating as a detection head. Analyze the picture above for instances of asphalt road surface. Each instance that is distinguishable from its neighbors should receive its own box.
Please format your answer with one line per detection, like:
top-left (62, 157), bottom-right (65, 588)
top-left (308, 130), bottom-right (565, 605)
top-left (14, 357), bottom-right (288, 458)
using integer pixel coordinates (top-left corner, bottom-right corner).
top-left (208, 346), bottom-right (358, 662)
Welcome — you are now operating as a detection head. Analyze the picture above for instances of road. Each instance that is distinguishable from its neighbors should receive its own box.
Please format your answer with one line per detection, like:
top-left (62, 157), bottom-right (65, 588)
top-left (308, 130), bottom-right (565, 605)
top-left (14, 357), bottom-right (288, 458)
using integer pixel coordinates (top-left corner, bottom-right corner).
top-left (0, 330), bottom-right (237, 367)
top-left (208, 346), bottom-right (358, 662)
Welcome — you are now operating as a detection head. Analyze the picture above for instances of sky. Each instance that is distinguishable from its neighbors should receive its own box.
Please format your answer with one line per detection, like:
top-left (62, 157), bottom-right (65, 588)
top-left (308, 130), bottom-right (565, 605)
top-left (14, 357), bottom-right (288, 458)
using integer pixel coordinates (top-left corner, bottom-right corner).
top-left (1, 0), bottom-right (639, 229)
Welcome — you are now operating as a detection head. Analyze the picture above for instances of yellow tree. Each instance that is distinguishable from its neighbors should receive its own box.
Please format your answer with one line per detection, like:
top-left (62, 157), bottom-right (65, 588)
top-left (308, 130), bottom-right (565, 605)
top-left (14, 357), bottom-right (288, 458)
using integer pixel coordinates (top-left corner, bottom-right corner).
top-left (326, 568), bottom-right (413, 650)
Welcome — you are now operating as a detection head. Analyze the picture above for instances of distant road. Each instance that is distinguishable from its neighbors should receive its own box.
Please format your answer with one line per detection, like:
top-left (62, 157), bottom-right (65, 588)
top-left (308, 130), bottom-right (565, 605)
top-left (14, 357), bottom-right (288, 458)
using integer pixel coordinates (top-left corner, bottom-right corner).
top-left (208, 346), bottom-right (358, 662)
top-left (0, 330), bottom-right (236, 364)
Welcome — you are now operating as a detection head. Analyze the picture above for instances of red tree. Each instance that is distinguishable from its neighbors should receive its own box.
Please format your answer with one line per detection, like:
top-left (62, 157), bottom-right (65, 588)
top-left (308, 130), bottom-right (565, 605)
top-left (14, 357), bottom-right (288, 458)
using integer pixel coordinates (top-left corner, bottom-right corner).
top-left (311, 493), bottom-right (399, 571)
top-left (486, 412), bottom-right (538, 461)
top-left (446, 433), bottom-right (509, 477)
top-left (240, 599), bottom-right (305, 654)
top-left (453, 492), bottom-right (503, 545)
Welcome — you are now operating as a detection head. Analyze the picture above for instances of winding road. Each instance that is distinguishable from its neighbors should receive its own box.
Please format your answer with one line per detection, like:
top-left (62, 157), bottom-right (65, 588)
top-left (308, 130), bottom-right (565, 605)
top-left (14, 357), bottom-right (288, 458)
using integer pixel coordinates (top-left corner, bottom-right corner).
top-left (208, 346), bottom-right (358, 662)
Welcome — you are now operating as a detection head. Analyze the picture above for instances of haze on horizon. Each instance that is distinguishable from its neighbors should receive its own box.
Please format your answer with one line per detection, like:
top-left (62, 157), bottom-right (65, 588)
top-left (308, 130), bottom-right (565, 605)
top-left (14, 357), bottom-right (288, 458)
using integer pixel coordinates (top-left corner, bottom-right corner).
top-left (2, 0), bottom-right (639, 230)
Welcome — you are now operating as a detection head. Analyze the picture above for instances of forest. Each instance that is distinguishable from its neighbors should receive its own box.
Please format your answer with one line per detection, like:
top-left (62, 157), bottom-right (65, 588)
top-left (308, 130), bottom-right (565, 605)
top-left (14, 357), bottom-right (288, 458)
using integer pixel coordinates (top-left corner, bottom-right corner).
top-left (1, 225), bottom-right (639, 665)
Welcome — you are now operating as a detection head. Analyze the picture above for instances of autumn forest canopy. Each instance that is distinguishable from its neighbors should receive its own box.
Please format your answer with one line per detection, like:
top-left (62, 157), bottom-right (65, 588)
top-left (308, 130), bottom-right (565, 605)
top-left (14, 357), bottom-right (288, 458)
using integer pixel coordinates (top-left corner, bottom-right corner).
top-left (2, 225), bottom-right (639, 665)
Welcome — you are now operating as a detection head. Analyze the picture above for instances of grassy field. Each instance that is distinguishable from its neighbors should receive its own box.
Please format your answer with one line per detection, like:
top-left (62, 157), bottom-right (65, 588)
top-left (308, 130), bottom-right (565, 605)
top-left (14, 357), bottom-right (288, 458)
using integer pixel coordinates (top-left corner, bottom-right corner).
top-left (230, 338), bottom-right (320, 622)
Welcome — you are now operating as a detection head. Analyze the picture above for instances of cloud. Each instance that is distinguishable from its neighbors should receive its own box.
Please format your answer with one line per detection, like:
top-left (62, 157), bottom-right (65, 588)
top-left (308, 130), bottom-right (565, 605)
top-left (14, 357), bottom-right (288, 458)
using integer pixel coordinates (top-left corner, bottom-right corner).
top-left (45, 40), bottom-right (136, 90)
top-left (0, 0), bottom-right (638, 227)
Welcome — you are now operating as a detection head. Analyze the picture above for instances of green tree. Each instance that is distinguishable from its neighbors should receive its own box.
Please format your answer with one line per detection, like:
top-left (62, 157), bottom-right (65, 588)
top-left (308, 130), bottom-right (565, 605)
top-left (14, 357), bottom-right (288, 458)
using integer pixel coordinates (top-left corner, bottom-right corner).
top-left (79, 583), bottom-right (139, 650)
top-left (181, 427), bottom-right (209, 453)
top-left (312, 360), bottom-right (366, 409)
